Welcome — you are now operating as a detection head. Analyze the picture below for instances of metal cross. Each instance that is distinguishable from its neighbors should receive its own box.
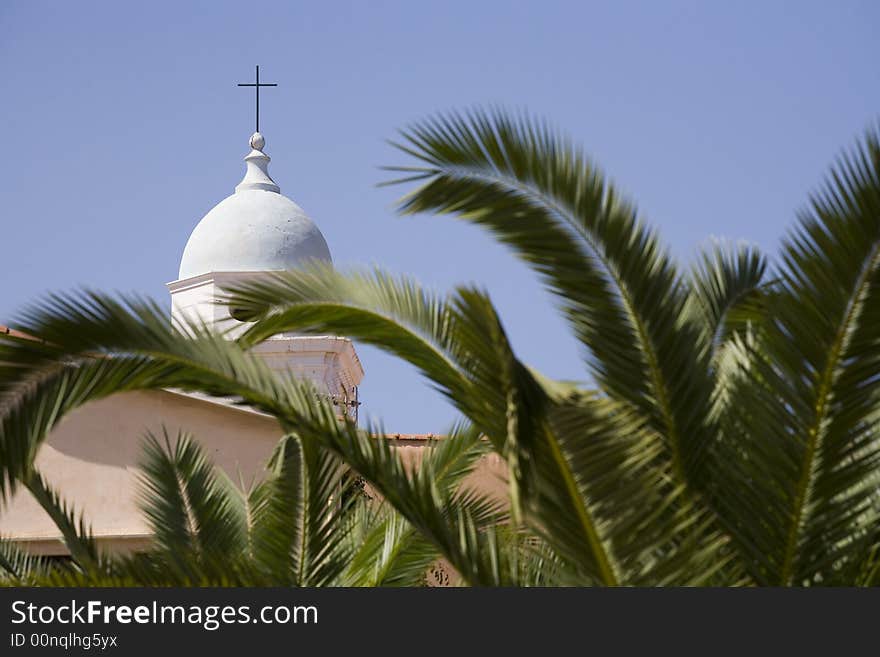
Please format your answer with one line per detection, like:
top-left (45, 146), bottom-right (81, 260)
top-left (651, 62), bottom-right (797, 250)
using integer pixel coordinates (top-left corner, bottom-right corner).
top-left (237, 65), bottom-right (278, 133)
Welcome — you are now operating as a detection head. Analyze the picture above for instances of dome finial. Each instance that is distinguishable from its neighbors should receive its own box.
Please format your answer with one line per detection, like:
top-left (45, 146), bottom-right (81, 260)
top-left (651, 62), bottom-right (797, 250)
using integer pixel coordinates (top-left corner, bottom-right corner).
top-left (235, 132), bottom-right (280, 193)
top-left (249, 132), bottom-right (265, 151)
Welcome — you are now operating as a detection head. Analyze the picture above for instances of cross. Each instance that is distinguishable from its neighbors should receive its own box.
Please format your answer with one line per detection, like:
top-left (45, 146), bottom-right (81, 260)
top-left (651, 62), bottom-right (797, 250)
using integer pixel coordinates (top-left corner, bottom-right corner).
top-left (237, 65), bottom-right (278, 133)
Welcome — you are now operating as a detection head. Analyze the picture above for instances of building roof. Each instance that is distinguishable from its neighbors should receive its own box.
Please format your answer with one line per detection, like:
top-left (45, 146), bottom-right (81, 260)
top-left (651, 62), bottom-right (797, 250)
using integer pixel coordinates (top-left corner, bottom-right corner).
top-left (177, 132), bottom-right (331, 280)
top-left (384, 433), bottom-right (442, 442)
top-left (0, 325), bottom-right (38, 340)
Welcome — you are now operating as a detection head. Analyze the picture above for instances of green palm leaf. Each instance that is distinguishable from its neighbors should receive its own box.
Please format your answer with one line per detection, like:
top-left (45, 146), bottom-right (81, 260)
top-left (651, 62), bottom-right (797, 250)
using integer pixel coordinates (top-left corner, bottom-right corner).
top-left (137, 429), bottom-right (245, 577)
top-left (0, 292), bottom-right (288, 501)
top-left (0, 538), bottom-right (54, 584)
top-left (384, 108), bottom-right (712, 485)
top-left (21, 469), bottom-right (99, 570)
top-left (687, 240), bottom-right (769, 355)
top-left (342, 423), bottom-right (489, 587)
top-left (711, 127), bottom-right (880, 584)
top-left (232, 256), bottom-right (736, 584)
top-left (0, 290), bottom-right (512, 585)
top-left (6, 112), bottom-right (879, 589)
top-left (273, 384), bottom-right (513, 585)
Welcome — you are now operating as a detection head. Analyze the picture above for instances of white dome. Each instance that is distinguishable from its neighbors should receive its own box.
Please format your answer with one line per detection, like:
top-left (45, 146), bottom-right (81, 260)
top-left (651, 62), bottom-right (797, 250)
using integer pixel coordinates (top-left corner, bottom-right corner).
top-left (178, 133), bottom-right (332, 280)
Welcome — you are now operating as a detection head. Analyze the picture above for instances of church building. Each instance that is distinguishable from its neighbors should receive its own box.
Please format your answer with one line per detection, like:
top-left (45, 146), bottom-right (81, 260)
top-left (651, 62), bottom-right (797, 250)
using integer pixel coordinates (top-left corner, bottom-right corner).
top-left (0, 118), bottom-right (501, 556)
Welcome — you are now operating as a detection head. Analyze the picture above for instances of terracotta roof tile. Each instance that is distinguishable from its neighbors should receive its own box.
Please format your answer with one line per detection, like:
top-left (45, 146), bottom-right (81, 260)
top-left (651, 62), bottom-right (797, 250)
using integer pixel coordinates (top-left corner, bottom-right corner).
top-left (382, 433), bottom-right (443, 441)
top-left (0, 325), bottom-right (37, 340)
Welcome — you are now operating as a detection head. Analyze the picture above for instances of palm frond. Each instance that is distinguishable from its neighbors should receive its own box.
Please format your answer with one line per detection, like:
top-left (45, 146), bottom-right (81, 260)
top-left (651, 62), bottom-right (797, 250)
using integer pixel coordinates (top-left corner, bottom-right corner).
top-left (227, 266), bottom-right (727, 585)
top-left (278, 391), bottom-right (512, 585)
top-left (239, 435), bottom-right (305, 584)
top-left (227, 266), bottom-right (475, 414)
top-left (539, 389), bottom-right (733, 585)
top-left (384, 108), bottom-right (713, 487)
top-left (21, 469), bottom-right (99, 570)
top-left (0, 538), bottom-right (55, 584)
top-left (229, 268), bottom-right (540, 516)
top-left (342, 422), bottom-right (490, 587)
top-left (0, 291), bottom-right (287, 501)
top-left (136, 429), bottom-right (245, 577)
top-left (341, 503), bottom-right (438, 587)
top-left (688, 240), bottom-right (769, 354)
top-left (286, 430), bottom-right (354, 587)
top-left (710, 126), bottom-right (880, 584)
top-left (0, 288), bottom-right (510, 585)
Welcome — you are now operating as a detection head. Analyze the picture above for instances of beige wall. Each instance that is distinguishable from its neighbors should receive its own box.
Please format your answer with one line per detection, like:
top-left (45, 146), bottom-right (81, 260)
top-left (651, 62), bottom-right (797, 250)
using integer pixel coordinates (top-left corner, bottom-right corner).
top-left (0, 391), bottom-right (506, 556)
top-left (0, 390), bottom-right (282, 555)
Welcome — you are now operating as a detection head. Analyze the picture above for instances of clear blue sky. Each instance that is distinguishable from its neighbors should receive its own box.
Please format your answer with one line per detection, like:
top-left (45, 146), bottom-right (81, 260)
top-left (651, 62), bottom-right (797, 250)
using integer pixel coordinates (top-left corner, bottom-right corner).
top-left (1, 1), bottom-right (877, 433)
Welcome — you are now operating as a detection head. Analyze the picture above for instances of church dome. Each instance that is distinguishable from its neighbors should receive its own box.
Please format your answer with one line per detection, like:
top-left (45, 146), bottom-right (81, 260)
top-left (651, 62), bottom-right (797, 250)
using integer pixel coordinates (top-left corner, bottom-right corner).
top-left (178, 132), bottom-right (331, 280)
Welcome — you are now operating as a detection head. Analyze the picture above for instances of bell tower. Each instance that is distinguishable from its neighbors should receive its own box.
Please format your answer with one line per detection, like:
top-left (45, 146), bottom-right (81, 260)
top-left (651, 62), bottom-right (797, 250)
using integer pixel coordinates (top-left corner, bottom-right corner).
top-left (168, 72), bottom-right (363, 417)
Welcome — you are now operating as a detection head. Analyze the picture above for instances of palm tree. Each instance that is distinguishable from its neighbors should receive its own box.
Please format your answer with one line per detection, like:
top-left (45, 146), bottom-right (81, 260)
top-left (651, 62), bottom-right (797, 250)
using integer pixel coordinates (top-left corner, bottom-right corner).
top-left (1, 422), bottom-right (498, 586)
top-left (1, 109), bottom-right (879, 585)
